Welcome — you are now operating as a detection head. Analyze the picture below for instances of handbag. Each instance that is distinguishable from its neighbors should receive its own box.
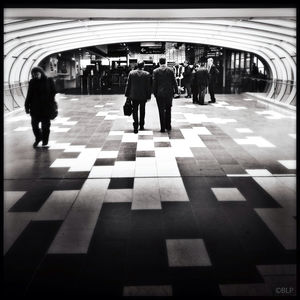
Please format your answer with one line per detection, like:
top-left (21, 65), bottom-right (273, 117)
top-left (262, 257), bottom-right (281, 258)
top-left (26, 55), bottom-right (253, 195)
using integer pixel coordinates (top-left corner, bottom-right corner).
top-left (123, 98), bottom-right (133, 116)
top-left (49, 100), bottom-right (58, 120)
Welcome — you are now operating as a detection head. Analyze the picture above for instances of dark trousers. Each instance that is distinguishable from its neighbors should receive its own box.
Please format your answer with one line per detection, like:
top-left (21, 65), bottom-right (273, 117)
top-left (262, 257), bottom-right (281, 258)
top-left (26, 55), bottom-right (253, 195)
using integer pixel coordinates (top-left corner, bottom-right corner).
top-left (156, 98), bottom-right (171, 131)
top-left (208, 81), bottom-right (216, 102)
top-left (185, 82), bottom-right (192, 96)
top-left (31, 116), bottom-right (51, 144)
top-left (193, 87), bottom-right (206, 104)
top-left (132, 99), bottom-right (146, 129)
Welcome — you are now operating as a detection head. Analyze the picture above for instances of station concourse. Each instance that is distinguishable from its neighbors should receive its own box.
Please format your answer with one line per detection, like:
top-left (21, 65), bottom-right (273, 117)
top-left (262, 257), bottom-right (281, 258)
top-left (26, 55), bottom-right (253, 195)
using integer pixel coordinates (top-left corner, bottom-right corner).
top-left (3, 7), bottom-right (297, 297)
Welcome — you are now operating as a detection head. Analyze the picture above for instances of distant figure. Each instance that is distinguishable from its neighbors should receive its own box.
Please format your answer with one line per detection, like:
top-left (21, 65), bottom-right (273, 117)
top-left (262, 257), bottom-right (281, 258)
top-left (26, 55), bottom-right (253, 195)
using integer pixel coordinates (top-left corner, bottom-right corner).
top-left (191, 64), bottom-right (199, 104)
top-left (194, 62), bottom-right (209, 105)
top-left (183, 60), bottom-right (193, 98)
top-left (251, 63), bottom-right (259, 77)
top-left (25, 66), bottom-right (57, 148)
top-left (207, 57), bottom-right (219, 103)
top-left (173, 63), bottom-right (184, 96)
top-left (153, 57), bottom-right (178, 132)
top-left (125, 60), bottom-right (151, 134)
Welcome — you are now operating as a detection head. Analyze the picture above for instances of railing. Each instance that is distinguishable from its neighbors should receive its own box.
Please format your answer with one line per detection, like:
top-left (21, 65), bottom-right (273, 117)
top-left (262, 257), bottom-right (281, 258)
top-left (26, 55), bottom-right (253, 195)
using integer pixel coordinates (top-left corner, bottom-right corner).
top-left (231, 76), bottom-right (296, 106)
top-left (4, 82), bottom-right (29, 113)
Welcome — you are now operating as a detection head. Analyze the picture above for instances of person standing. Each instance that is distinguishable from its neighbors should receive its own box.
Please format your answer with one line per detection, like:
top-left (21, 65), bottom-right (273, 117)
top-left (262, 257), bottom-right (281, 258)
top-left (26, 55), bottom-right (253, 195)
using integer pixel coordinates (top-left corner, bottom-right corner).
top-left (183, 61), bottom-right (193, 98)
top-left (207, 57), bottom-right (219, 103)
top-left (153, 57), bottom-right (178, 132)
top-left (125, 60), bottom-right (151, 134)
top-left (191, 64), bottom-right (199, 104)
top-left (25, 66), bottom-right (57, 148)
top-left (194, 62), bottom-right (209, 105)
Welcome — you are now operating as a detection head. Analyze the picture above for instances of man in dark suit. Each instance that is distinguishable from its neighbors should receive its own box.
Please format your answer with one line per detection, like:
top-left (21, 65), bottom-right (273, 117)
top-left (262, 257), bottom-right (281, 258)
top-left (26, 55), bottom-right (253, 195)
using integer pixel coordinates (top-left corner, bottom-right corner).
top-left (153, 57), bottom-right (178, 132)
top-left (194, 62), bottom-right (209, 105)
top-left (183, 61), bottom-right (193, 98)
top-left (125, 60), bottom-right (151, 134)
top-left (207, 58), bottom-right (219, 103)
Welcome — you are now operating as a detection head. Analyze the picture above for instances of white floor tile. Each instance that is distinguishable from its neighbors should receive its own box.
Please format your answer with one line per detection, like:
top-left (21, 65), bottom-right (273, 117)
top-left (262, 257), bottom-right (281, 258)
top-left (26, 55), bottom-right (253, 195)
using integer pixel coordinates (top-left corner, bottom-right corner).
top-left (123, 285), bottom-right (172, 296)
top-left (169, 139), bottom-right (194, 157)
top-left (166, 239), bottom-right (212, 267)
top-left (246, 169), bottom-right (272, 176)
top-left (219, 283), bottom-right (272, 296)
top-left (138, 130), bottom-right (153, 135)
top-left (122, 133), bottom-right (138, 142)
top-left (135, 157), bottom-right (157, 177)
top-left (255, 208), bottom-right (296, 250)
top-left (137, 140), bottom-right (155, 151)
top-left (33, 190), bottom-right (79, 220)
top-left (288, 133), bottom-right (296, 139)
top-left (109, 130), bottom-right (124, 135)
top-left (153, 136), bottom-right (170, 142)
top-left (159, 178), bottom-right (189, 202)
top-left (278, 160), bottom-right (296, 170)
top-left (50, 158), bottom-right (76, 168)
top-left (111, 161), bottom-right (136, 178)
top-left (211, 187), bottom-right (246, 201)
top-left (193, 127), bottom-right (212, 135)
top-left (68, 148), bottom-right (101, 172)
top-left (72, 179), bottom-right (109, 211)
top-left (252, 177), bottom-right (296, 215)
top-left (236, 128), bottom-right (253, 133)
top-left (64, 145), bottom-right (86, 152)
top-left (104, 189), bottom-right (133, 203)
top-left (132, 178), bottom-right (161, 210)
top-left (48, 228), bottom-right (95, 254)
top-left (98, 151), bottom-right (119, 158)
top-left (89, 166), bottom-right (113, 178)
top-left (180, 129), bottom-right (207, 147)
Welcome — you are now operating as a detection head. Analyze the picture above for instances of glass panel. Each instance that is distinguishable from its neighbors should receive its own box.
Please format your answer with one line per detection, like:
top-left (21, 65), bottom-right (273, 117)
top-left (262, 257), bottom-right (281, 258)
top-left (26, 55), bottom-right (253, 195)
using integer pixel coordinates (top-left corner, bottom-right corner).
top-left (235, 52), bottom-right (240, 69)
top-left (231, 52), bottom-right (234, 69)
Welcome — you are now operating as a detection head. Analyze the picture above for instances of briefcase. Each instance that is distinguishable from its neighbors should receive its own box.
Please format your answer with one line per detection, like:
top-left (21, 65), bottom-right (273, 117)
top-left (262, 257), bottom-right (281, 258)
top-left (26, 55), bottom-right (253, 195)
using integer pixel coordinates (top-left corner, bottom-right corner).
top-left (123, 98), bottom-right (133, 116)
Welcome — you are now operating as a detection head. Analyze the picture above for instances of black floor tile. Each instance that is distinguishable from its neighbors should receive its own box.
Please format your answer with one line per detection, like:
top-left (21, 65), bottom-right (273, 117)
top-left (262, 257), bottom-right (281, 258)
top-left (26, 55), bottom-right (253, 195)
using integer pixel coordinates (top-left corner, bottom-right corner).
top-left (136, 150), bottom-right (155, 157)
top-left (4, 221), bottom-right (62, 296)
top-left (108, 177), bottom-right (134, 189)
top-left (63, 171), bottom-right (90, 179)
top-left (161, 202), bottom-right (200, 238)
top-left (94, 158), bottom-right (116, 166)
top-left (9, 180), bottom-right (60, 212)
top-left (56, 179), bottom-right (85, 190)
top-left (125, 238), bottom-right (170, 285)
top-left (229, 177), bottom-right (282, 208)
top-left (25, 254), bottom-right (86, 296)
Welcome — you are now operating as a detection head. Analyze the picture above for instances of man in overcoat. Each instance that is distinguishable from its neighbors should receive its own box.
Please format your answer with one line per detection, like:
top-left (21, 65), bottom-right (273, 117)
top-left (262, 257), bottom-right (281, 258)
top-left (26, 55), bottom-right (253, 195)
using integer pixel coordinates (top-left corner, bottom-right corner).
top-left (207, 57), bottom-right (219, 103)
top-left (25, 66), bottom-right (57, 147)
top-left (125, 60), bottom-right (151, 133)
top-left (153, 57), bottom-right (178, 132)
top-left (195, 62), bottom-right (209, 105)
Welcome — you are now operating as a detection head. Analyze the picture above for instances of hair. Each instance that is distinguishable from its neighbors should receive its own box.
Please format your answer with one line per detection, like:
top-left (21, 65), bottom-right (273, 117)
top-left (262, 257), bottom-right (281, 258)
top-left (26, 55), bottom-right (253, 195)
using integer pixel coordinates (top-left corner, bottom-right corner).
top-left (159, 57), bottom-right (166, 65)
top-left (31, 66), bottom-right (47, 78)
top-left (137, 60), bottom-right (144, 69)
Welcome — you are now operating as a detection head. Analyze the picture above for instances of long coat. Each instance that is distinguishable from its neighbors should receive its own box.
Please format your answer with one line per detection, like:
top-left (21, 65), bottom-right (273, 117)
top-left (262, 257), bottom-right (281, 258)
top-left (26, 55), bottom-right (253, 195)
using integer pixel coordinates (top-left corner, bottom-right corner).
top-left (25, 77), bottom-right (56, 118)
top-left (152, 66), bottom-right (178, 106)
top-left (125, 69), bottom-right (151, 101)
top-left (208, 64), bottom-right (219, 83)
top-left (195, 67), bottom-right (209, 90)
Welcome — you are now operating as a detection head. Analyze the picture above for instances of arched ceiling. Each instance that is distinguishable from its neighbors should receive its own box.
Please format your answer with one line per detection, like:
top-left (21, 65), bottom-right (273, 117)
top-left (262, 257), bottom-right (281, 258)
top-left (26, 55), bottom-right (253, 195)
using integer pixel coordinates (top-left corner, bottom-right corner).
top-left (3, 8), bottom-right (296, 103)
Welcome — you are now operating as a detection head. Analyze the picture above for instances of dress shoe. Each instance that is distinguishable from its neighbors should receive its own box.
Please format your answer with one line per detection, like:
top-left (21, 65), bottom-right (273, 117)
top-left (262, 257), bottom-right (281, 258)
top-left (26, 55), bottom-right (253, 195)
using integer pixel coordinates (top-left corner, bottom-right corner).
top-left (139, 126), bottom-right (145, 130)
top-left (160, 129), bottom-right (165, 133)
top-left (33, 138), bottom-right (42, 148)
top-left (134, 128), bottom-right (138, 134)
top-left (166, 126), bottom-right (172, 131)
top-left (208, 100), bottom-right (216, 103)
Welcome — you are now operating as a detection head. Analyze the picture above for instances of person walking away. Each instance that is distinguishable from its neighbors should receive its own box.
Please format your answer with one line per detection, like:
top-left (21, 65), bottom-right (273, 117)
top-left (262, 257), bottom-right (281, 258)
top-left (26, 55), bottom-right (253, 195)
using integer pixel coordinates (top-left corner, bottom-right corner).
top-left (25, 66), bottom-right (57, 148)
top-left (207, 58), bottom-right (219, 103)
top-left (153, 57), bottom-right (178, 132)
top-left (125, 60), bottom-right (151, 134)
top-left (183, 61), bottom-right (193, 99)
top-left (195, 62), bottom-right (209, 105)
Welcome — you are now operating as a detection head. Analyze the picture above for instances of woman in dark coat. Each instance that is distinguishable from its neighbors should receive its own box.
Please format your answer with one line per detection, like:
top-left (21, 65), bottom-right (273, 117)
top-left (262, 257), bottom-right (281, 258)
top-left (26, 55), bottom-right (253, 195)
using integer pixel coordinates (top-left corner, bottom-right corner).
top-left (25, 66), bottom-right (57, 147)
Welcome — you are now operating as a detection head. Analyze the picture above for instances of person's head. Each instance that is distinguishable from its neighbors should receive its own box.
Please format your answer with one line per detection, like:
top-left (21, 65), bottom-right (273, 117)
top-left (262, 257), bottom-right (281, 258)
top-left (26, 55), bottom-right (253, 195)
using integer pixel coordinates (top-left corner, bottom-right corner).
top-left (194, 64), bottom-right (200, 70)
top-left (207, 58), bottom-right (213, 66)
top-left (31, 66), bottom-right (46, 80)
top-left (184, 60), bottom-right (189, 66)
top-left (137, 60), bottom-right (144, 69)
top-left (159, 57), bottom-right (166, 65)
